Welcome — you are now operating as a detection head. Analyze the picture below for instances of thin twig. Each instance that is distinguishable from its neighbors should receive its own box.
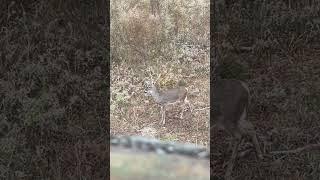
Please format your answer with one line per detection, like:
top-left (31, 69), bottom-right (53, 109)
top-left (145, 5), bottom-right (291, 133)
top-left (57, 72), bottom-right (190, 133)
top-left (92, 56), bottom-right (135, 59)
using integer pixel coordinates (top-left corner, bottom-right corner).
top-left (270, 143), bottom-right (320, 155)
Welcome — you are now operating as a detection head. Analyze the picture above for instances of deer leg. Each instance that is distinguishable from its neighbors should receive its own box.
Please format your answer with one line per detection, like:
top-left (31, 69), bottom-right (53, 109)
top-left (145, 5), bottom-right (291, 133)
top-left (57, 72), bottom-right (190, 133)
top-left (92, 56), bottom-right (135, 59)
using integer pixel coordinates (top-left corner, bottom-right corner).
top-left (179, 110), bottom-right (184, 119)
top-left (244, 123), bottom-right (263, 159)
top-left (179, 102), bottom-right (185, 119)
top-left (227, 136), bottom-right (236, 153)
top-left (185, 96), bottom-right (192, 112)
top-left (160, 106), bottom-right (163, 124)
top-left (250, 130), bottom-right (263, 159)
top-left (161, 105), bottom-right (166, 125)
top-left (225, 134), bottom-right (242, 180)
top-left (239, 115), bottom-right (263, 159)
top-left (180, 97), bottom-right (192, 119)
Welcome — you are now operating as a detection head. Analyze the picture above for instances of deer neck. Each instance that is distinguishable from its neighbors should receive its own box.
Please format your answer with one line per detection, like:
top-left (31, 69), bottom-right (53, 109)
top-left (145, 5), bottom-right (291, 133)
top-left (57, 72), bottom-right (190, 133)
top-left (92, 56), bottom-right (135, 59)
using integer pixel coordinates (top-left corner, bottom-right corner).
top-left (150, 87), bottom-right (162, 103)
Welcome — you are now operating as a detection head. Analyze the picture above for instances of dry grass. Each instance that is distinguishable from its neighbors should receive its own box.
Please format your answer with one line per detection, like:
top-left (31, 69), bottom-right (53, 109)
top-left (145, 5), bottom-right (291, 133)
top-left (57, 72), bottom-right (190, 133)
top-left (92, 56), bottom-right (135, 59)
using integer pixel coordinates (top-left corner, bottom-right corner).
top-left (110, 0), bottom-right (210, 146)
top-left (110, 55), bottom-right (210, 145)
top-left (110, 0), bottom-right (320, 179)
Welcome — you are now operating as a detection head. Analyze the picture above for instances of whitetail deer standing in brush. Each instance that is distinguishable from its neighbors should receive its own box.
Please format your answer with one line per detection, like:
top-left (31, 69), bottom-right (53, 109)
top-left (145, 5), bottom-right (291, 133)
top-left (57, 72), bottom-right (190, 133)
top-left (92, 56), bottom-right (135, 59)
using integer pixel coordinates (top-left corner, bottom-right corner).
top-left (144, 80), bottom-right (191, 125)
top-left (212, 66), bottom-right (263, 179)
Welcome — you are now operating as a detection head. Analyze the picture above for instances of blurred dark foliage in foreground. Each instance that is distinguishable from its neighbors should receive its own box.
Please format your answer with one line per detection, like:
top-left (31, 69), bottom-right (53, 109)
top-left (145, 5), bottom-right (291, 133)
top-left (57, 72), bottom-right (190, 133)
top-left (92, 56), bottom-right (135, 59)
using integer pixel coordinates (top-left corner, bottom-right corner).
top-left (0, 0), bottom-right (109, 179)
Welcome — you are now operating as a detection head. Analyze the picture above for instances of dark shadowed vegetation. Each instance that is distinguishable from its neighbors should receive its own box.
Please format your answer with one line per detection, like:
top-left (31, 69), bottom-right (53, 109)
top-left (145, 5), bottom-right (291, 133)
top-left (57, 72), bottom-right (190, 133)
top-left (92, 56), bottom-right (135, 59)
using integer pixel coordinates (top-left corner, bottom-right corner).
top-left (0, 0), bottom-right (108, 179)
top-left (212, 0), bottom-right (320, 179)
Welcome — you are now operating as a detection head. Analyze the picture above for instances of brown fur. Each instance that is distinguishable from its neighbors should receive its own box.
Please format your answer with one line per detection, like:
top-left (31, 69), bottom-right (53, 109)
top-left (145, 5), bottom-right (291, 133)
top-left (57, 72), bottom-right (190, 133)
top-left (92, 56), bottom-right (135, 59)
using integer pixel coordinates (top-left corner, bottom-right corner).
top-left (212, 78), bottom-right (262, 179)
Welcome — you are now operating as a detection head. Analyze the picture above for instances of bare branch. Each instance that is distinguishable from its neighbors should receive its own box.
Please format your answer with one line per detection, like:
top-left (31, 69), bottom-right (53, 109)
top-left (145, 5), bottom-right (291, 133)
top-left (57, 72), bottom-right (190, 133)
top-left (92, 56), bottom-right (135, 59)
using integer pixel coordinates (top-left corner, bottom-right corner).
top-left (270, 143), bottom-right (320, 155)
